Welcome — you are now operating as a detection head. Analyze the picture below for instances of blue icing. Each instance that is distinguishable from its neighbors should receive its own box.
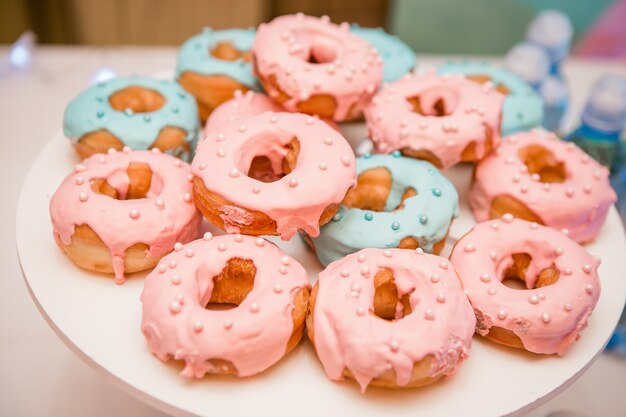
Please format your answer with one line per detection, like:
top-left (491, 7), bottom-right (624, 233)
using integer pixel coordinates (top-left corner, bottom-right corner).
top-left (311, 154), bottom-right (459, 266)
top-left (176, 28), bottom-right (260, 90)
top-left (438, 61), bottom-right (544, 136)
top-left (351, 25), bottom-right (416, 83)
top-left (63, 76), bottom-right (199, 160)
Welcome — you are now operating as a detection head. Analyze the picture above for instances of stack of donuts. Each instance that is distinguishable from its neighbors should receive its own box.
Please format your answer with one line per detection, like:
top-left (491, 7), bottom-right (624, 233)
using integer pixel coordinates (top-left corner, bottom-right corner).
top-left (49, 13), bottom-right (616, 393)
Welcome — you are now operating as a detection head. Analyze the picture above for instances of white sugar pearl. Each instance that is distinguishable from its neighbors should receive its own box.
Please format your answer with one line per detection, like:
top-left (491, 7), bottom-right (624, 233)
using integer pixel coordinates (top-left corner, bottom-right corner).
top-left (273, 284), bottom-right (283, 294)
top-left (255, 238), bottom-right (265, 247)
top-left (218, 243), bottom-right (227, 251)
top-left (203, 232), bottom-right (213, 241)
top-left (249, 303), bottom-right (260, 313)
top-left (424, 309), bottom-right (435, 320)
top-left (542, 312), bottom-right (551, 323)
top-left (223, 319), bottom-right (233, 329)
top-left (129, 209), bottom-right (140, 219)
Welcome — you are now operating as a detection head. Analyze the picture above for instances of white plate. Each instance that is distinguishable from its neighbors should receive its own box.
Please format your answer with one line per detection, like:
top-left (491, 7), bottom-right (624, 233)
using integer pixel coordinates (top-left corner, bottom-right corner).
top-left (17, 129), bottom-right (626, 417)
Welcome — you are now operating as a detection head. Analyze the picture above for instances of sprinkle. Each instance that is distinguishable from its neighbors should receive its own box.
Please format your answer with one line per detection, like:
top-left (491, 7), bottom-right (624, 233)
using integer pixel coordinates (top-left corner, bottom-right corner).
top-left (357, 254), bottom-right (366, 263)
top-left (79, 192), bottom-right (88, 202)
top-left (193, 322), bottom-right (203, 333)
top-left (583, 185), bottom-right (592, 194)
top-left (489, 251), bottom-right (497, 260)
top-left (488, 288), bottom-right (497, 295)
top-left (174, 242), bottom-right (183, 251)
top-left (356, 307), bottom-right (366, 317)
top-left (185, 249), bottom-right (194, 258)
top-left (464, 244), bottom-right (475, 253)
top-left (360, 266), bottom-right (370, 276)
top-left (158, 265), bottom-right (167, 273)
top-left (502, 213), bottom-right (514, 223)
top-left (430, 274), bottom-right (440, 283)
top-left (528, 295), bottom-right (539, 305)
top-left (582, 264), bottom-right (593, 274)
top-left (340, 269), bottom-right (350, 277)
top-left (217, 133), bottom-right (225, 141)
top-left (129, 209), bottom-right (140, 219)
top-left (218, 243), bottom-right (227, 251)
top-left (183, 193), bottom-right (192, 203)
top-left (364, 212), bottom-right (373, 221)
top-left (75, 177), bottom-right (85, 185)
top-left (323, 137), bottom-right (333, 145)
top-left (432, 188), bottom-right (442, 197)
top-left (238, 125), bottom-right (247, 133)
top-left (289, 178), bottom-right (298, 187)
top-left (169, 260), bottom-right (177, 269)
top-left (389, 339), bottom-right (400, 352)
top-left (391, 221), bottom-right (400, 230)
top-left (490, 222), bottom-right (499, 230)
top-left (512, 173), bottom-right (521, 183)
top-left (436, 294), bottom-right (446, 303)
top-left (252, 186), bottom-right (261, 194)
top-left (249, 303), bottom-right (260, 313)
top-left (169, 301), bottom-right (182, 314)
top-left (565, 187), bottom-right (574, 197)
top-left (529, 222), bottom-right (539, 230)
top-left (319, 162), bottom-right (327, 170)
top-left (480, 274), bottom-right (491, 283)
top-left (564, 303), bottom-right (573, 312)
top-left (520, 185), bottom-right (529, 193)
top-left (171, 275), bottom-right (181, 285)
top-left (415, 248), bottom-right (424, 254)
top-left (98, 156), bottom-right (107, 164)
top-left (217, 149), bottom-right (226, 157)
top-left (351, 283), bottom-right (361, 293)
top-left (585, 284), bottom-right (594, 295)
top-left (122, 146), bottom-right (131, 154)
top-left (273, 284), bottom-right (283, 294)
top-left (340, 156), bottom-right (351, 166)
top-left (199, 163), bottom-right (207, 170)
top-left (203, 232), bottom-right (213, 241)
top-left (255, 238), bottom-right (265, 247)
top-left (497, 310), bottom-right (507, 320)
top-left (383, 250), bottom-right (393, 258)
top-left (223, 319), bottom-right (233, 329)
top-left (229, 168), bottom-right (240, 178)
top-left (563, 268), bottom-right (573, 276)
top-left (542, 312), bottom-right (551, 323)
top-left (279, 265), bottom-right (287, 274)
top-left (269, 116), bottom-right (278, 124)
top-left (419, 215), bottom-right (428, 225)
top-left (234, 234), bottom-right (243, 243)
top-left (424, 309), bottom-right (435, 320)
top-left (439, 261), bottom-right (448, 270)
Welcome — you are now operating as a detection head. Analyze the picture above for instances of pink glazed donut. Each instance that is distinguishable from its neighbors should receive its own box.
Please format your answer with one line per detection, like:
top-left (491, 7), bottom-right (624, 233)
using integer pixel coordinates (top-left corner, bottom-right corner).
top-left (204, 90), bottom-right (284, 134)
top-left (470, 130), bottom-right (617, 243)
top-left (140, 233), bottom-right (311, 378)
top-left (253, 13), bottom-right (383, 121)
top-left (365, 70), bottom-right (505, 169)
top-left (308, 248), bottom-right (475, 391)
top-left (192, 111), bottom-right (356, 240)
top-left (450, 216), bottom-right (601, 355)
top-left (49, 148), bottom-right (202, 283)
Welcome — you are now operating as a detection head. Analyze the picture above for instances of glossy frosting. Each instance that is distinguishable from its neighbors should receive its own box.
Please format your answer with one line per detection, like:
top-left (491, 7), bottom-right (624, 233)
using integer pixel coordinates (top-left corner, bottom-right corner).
top-left (63, 76), bottom-right (199, 160)
top-left (253, 14), bottom-right (383, 121)
top-left (365, 70), bottom-right (505, 169)
top-left (49, 149), bottom-right (202, 283)
top-left (312, 248), bottom-right (475, 391)
top-left (450, 217), bottom-right (601, 355)
top-left (205, 90), bottom-right (284, 134)
top-left (192, 111), bottom-right (356, 240)
top-left (438, 61), bottom-right (544, 136)
top-left (351, 25), bottom-right (416, 83)
top-left (140, 234), bottom-right (310, 378)
top-left (176, 27), bottom-right (260, 90)
top-left (311, 153), bottom-right (458, 265)
top-left (470, 130), bottom-right (617, 242)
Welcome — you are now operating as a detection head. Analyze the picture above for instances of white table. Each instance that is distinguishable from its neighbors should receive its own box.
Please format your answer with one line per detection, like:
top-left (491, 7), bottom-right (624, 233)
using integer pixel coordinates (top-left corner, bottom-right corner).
top-left (2, 46), bottom-right (626, 417)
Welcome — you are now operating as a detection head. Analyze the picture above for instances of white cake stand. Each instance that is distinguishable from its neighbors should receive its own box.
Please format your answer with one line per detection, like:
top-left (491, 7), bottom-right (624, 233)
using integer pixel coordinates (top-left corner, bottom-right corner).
top-left (17, 129), bottom-right (626, 417)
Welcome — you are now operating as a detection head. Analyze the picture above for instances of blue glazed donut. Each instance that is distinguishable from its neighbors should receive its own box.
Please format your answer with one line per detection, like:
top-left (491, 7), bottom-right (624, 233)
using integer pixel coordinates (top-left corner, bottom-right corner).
top-left (438, 61), bottom-right (544, 136)
top-left (63, 76), bottom-right (199, 161)
top-left (310, 153), bottom-right (459, 266)
top-left (176, 28), bottom-right (260, 121)
top-left (351, 25), bottom-right (416, 83)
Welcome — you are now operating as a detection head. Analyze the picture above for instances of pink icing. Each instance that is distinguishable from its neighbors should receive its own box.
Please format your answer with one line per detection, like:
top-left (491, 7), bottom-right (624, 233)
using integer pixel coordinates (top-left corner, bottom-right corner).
top-left (365, 70), bottom-right (505, 169)
top-left (140, 234), bottom-right (310, 378)
top-left (312, 248), bottom-right (475, 392)
top-left (205, 90), bottom-right (285, 134)
top-left (450, 217), bottom-right (601, 355)
top-left (49, 148), bottom-right (202, 283)
top-left (470, 130), bottom-right (617, 242)
top-left (192, 111), bottom-right (356, 240)
top-left (253, 14), bottom-right (383, 121)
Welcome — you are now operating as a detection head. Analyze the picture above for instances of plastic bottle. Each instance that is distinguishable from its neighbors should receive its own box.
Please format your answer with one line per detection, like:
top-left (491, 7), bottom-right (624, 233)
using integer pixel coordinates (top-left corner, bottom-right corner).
top-left (540, 75), bottom-right (569, 132)
top-left (526, 9), bottom-right (573, 76)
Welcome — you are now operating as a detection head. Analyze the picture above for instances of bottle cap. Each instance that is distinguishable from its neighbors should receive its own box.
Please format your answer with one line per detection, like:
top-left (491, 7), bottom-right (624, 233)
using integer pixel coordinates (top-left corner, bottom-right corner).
top-left (505, 42), bottom-right (550, 86)
top-left (582, 75), bottom-right (626, 133)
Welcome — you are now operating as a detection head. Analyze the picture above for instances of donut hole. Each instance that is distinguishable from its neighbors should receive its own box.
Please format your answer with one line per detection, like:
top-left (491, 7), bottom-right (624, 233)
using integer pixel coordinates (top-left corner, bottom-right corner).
top-left (372, 268), bottom-right (413, 320)
top-left (109, 86), bottom-right (166, 113)
top-left (90, 162), bottom-right (163, 200)
top-left (210, 41), bottom-right (252, 62)
top-left (500, 253), bottom-right (560, 289)
top-left (517, 145), bottom-right (567, 183)
top-left (407, 87), bottom-right (459, 117)
top-left (465, 74), bottom-right (510, 95)
top-left (307, 39), bottom-right (337, 64)
top-left (204, 257), bottom-right (255, 311)
top-left (343, 167), bottom-right (416, 212)
top-left (244, 137), bottom-right (300, 183)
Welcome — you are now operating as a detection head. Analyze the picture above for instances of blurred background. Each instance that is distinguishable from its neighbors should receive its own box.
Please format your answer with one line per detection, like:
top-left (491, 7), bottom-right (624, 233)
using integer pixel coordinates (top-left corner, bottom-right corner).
top-left (0, 0), bottom-right (624, 58)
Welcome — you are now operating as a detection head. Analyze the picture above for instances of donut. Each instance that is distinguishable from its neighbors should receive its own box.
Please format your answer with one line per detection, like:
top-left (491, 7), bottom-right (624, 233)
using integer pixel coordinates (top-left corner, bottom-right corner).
top-left (192, 112), bottom-right (356, 240)
top-left (177, 28), bottom-right (260, 123)
top-left (438, 61), bottom-right (544, 136)
top-left (308, 248), bottom-right (475, 391)
top-left (351, 25), bottom-right (416, 83)
top-left (204, 90), bottom-right (284, 134)
top-left (140, 233), bottom-right (310, 378)
top-left (470, 130), bottom-right (617, 243)
top-left (309, 153), bottom-right (458, 266)
top-left (49, 148), bottom-right (202, 283)
top-left (64, 76), bottom-right (199, 161)
top-left (450, 217), bottom-right (601, 355)
top-left (253, 14), bottom-right (383, 121)
top-left (365, 70), bottom-right (505, 169)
